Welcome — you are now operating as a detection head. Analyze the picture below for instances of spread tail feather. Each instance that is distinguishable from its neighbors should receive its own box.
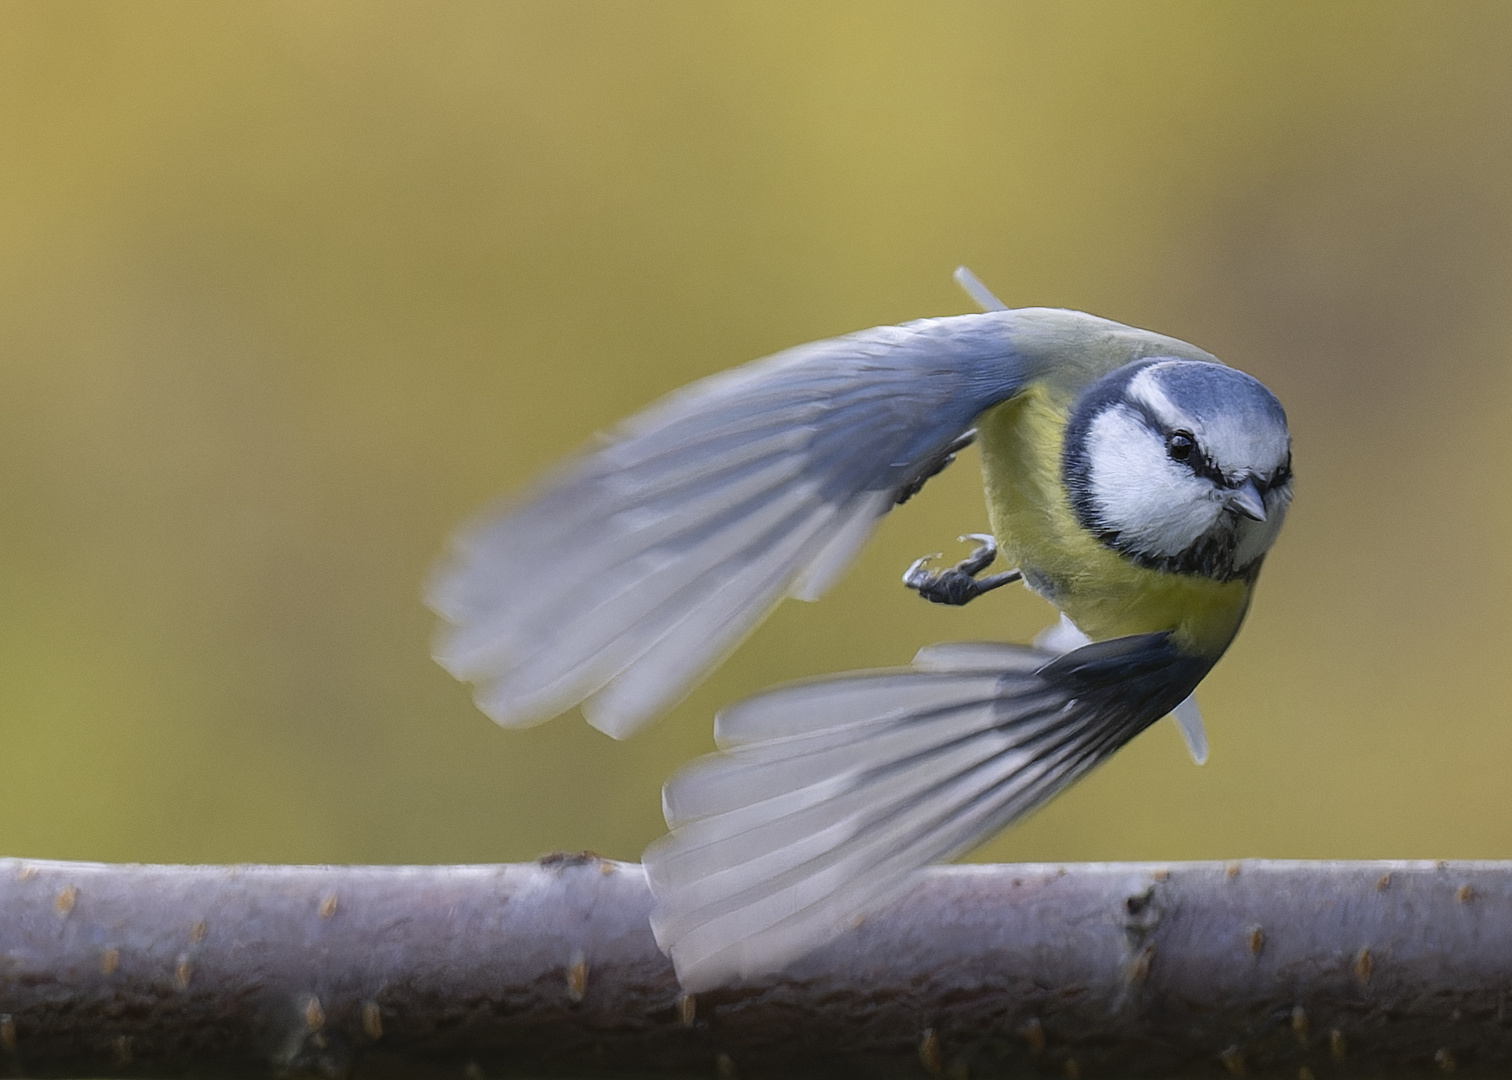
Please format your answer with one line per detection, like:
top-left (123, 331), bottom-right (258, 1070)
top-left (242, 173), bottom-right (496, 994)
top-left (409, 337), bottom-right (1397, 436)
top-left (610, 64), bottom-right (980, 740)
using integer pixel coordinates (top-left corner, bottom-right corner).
top-left (644, 633), bottom-right (1211, 990)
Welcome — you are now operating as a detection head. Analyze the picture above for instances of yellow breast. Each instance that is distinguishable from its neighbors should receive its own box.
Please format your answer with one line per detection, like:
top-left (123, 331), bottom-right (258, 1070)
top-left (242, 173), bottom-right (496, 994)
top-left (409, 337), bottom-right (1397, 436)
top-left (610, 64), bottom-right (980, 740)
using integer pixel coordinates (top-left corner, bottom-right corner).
top-left (975, 386), bottom-right (1250, 657)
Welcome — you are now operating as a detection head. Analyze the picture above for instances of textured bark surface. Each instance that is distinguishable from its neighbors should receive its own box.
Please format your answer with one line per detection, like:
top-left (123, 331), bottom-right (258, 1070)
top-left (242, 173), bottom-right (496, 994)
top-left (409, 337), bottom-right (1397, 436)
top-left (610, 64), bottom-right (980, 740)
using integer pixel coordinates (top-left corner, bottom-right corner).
top-left (1, 856), bottom-right (1509, 1077)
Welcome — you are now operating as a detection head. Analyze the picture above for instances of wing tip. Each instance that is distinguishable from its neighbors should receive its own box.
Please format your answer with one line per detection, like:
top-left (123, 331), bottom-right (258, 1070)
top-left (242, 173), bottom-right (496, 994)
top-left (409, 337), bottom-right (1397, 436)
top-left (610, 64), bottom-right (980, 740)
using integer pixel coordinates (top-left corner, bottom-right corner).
top-left (581, 694), bottom-right (651, 740)
top-left (953, 266), bottom-right (1009, 312)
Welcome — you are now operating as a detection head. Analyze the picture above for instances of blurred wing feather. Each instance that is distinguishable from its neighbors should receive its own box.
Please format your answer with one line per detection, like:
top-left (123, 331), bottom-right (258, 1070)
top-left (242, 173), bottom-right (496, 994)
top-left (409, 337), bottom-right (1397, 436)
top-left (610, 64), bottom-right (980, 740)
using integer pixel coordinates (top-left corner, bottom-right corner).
top-left (429, 313), bottom-right (1029, 736)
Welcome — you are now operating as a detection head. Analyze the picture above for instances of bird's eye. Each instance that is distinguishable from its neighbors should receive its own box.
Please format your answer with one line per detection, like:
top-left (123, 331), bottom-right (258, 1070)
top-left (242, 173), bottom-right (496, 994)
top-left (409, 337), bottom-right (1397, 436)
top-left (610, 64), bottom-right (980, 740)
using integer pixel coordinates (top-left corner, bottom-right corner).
top-left (1166, 431), bottom-right (1196, 462)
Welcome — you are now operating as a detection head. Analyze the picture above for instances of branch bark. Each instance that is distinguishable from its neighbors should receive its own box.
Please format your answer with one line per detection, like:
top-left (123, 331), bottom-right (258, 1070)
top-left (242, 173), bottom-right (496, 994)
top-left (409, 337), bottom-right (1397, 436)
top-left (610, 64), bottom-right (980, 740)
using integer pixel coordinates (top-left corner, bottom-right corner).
top-left (0, 856), bottom-right (1508, 1077)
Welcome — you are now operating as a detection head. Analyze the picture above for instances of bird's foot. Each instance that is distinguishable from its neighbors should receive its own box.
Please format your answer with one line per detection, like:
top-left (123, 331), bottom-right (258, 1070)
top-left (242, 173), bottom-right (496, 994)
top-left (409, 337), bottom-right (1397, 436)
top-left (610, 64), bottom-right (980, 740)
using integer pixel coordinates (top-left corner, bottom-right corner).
top-left (902, 533), bottom-right (1021, 606)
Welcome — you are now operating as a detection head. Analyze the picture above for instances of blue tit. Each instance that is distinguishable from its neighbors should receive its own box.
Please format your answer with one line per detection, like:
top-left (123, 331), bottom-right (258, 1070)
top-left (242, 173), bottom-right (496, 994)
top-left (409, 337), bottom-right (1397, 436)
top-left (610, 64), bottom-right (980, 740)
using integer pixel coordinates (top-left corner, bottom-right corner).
top-left (428, 268), bottom-right (1293, 991)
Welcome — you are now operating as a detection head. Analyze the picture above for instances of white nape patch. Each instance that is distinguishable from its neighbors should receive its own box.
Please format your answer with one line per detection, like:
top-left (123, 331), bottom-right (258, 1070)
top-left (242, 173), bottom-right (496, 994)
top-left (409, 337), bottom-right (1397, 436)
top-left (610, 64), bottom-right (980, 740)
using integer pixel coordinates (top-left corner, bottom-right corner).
top-left (1084, 404), bottom-right (1224, 558)
top-left (1128, 364), bottom-right (1290, 483)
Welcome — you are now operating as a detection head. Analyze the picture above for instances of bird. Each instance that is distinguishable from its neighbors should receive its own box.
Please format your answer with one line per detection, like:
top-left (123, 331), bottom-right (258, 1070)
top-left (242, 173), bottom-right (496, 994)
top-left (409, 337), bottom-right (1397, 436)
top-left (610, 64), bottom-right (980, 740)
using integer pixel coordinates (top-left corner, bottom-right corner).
top-left (427, 267), bottom-right (1293, 991)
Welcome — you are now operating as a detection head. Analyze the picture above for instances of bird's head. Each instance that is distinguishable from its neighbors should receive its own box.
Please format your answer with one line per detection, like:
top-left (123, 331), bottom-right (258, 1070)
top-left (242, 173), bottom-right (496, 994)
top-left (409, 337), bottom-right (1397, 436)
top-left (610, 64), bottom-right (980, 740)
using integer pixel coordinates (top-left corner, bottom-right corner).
top-left (1063, 359), bottom-right (1292, 581)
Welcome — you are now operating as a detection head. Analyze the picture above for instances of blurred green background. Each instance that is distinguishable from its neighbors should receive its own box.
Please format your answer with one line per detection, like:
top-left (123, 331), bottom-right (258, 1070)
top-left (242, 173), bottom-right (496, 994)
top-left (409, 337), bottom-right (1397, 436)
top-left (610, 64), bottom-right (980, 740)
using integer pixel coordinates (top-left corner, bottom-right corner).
top-left (1, 2), bottom-right (1509, 869)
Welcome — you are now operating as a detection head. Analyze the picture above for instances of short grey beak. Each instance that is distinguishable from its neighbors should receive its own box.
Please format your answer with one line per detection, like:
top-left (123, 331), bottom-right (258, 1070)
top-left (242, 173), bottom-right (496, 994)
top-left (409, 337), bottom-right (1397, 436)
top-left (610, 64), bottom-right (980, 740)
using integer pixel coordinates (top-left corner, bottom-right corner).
top-left (1229, 478), bottom-right (1267, 522)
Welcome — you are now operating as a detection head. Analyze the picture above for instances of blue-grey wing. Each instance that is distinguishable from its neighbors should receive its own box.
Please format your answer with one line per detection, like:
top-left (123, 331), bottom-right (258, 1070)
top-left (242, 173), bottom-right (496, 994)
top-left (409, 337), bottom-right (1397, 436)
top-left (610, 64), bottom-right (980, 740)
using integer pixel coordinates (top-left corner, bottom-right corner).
top-left (643, 632), bottom-right (1212, 990)
top-left (428, 312), bottom-right (1031, 737)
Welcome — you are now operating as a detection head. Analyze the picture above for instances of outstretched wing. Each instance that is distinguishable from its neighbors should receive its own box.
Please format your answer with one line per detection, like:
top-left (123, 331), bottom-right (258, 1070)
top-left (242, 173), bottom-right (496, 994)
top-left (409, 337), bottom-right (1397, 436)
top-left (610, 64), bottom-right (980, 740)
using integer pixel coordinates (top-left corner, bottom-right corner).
top-left (428, 312), bottom-right (1031, 738)
top-left (643, 633), bottom-right (1212, 991)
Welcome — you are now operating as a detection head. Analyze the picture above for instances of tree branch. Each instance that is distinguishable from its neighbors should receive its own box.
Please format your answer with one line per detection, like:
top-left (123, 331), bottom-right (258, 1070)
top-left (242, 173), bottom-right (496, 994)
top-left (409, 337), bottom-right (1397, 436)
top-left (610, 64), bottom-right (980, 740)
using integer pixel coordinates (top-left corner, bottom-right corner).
top-left (0, 856), bottom-right (1508, 1077)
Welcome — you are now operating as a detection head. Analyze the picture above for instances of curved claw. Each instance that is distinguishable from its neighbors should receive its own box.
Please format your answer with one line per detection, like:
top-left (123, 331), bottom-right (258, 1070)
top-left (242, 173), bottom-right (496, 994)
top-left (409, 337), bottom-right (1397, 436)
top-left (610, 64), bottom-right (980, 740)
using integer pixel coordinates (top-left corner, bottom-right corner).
top-left (902, 553), bottom-right (944, 588)
top-left (955, 534), bottom-right (998, 576)
top-left (902, 533), bottom-right (1020, 607)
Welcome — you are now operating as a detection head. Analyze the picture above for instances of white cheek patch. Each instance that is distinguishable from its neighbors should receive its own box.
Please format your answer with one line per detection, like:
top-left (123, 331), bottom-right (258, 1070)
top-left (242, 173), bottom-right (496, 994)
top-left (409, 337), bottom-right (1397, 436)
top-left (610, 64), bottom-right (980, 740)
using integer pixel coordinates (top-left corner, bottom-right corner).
top-left (1084, 405), bottom-right (1224, 558)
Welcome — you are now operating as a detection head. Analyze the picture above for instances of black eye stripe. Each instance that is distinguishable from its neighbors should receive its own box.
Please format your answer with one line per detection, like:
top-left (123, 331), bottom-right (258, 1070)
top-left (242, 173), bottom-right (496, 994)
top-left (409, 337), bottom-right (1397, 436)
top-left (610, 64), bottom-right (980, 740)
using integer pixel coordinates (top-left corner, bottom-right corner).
top-left (1163, 427), bottom-right (1292, 491)
top-left (1119, 405), bottom-right (1210, 476)
top-left (1269, 453), bottom-right (1294, 488)
top-left (1170, 436), bottom-right (1228, 486)
top-left (1163, 428), bottom-right (1225, 482)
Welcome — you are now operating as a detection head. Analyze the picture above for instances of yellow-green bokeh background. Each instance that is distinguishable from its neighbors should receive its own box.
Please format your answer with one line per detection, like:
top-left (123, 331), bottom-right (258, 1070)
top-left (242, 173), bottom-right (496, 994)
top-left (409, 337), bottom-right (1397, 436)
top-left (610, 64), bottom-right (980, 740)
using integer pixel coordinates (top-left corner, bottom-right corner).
top-left (2, 2), bottom-right (1510, 868)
